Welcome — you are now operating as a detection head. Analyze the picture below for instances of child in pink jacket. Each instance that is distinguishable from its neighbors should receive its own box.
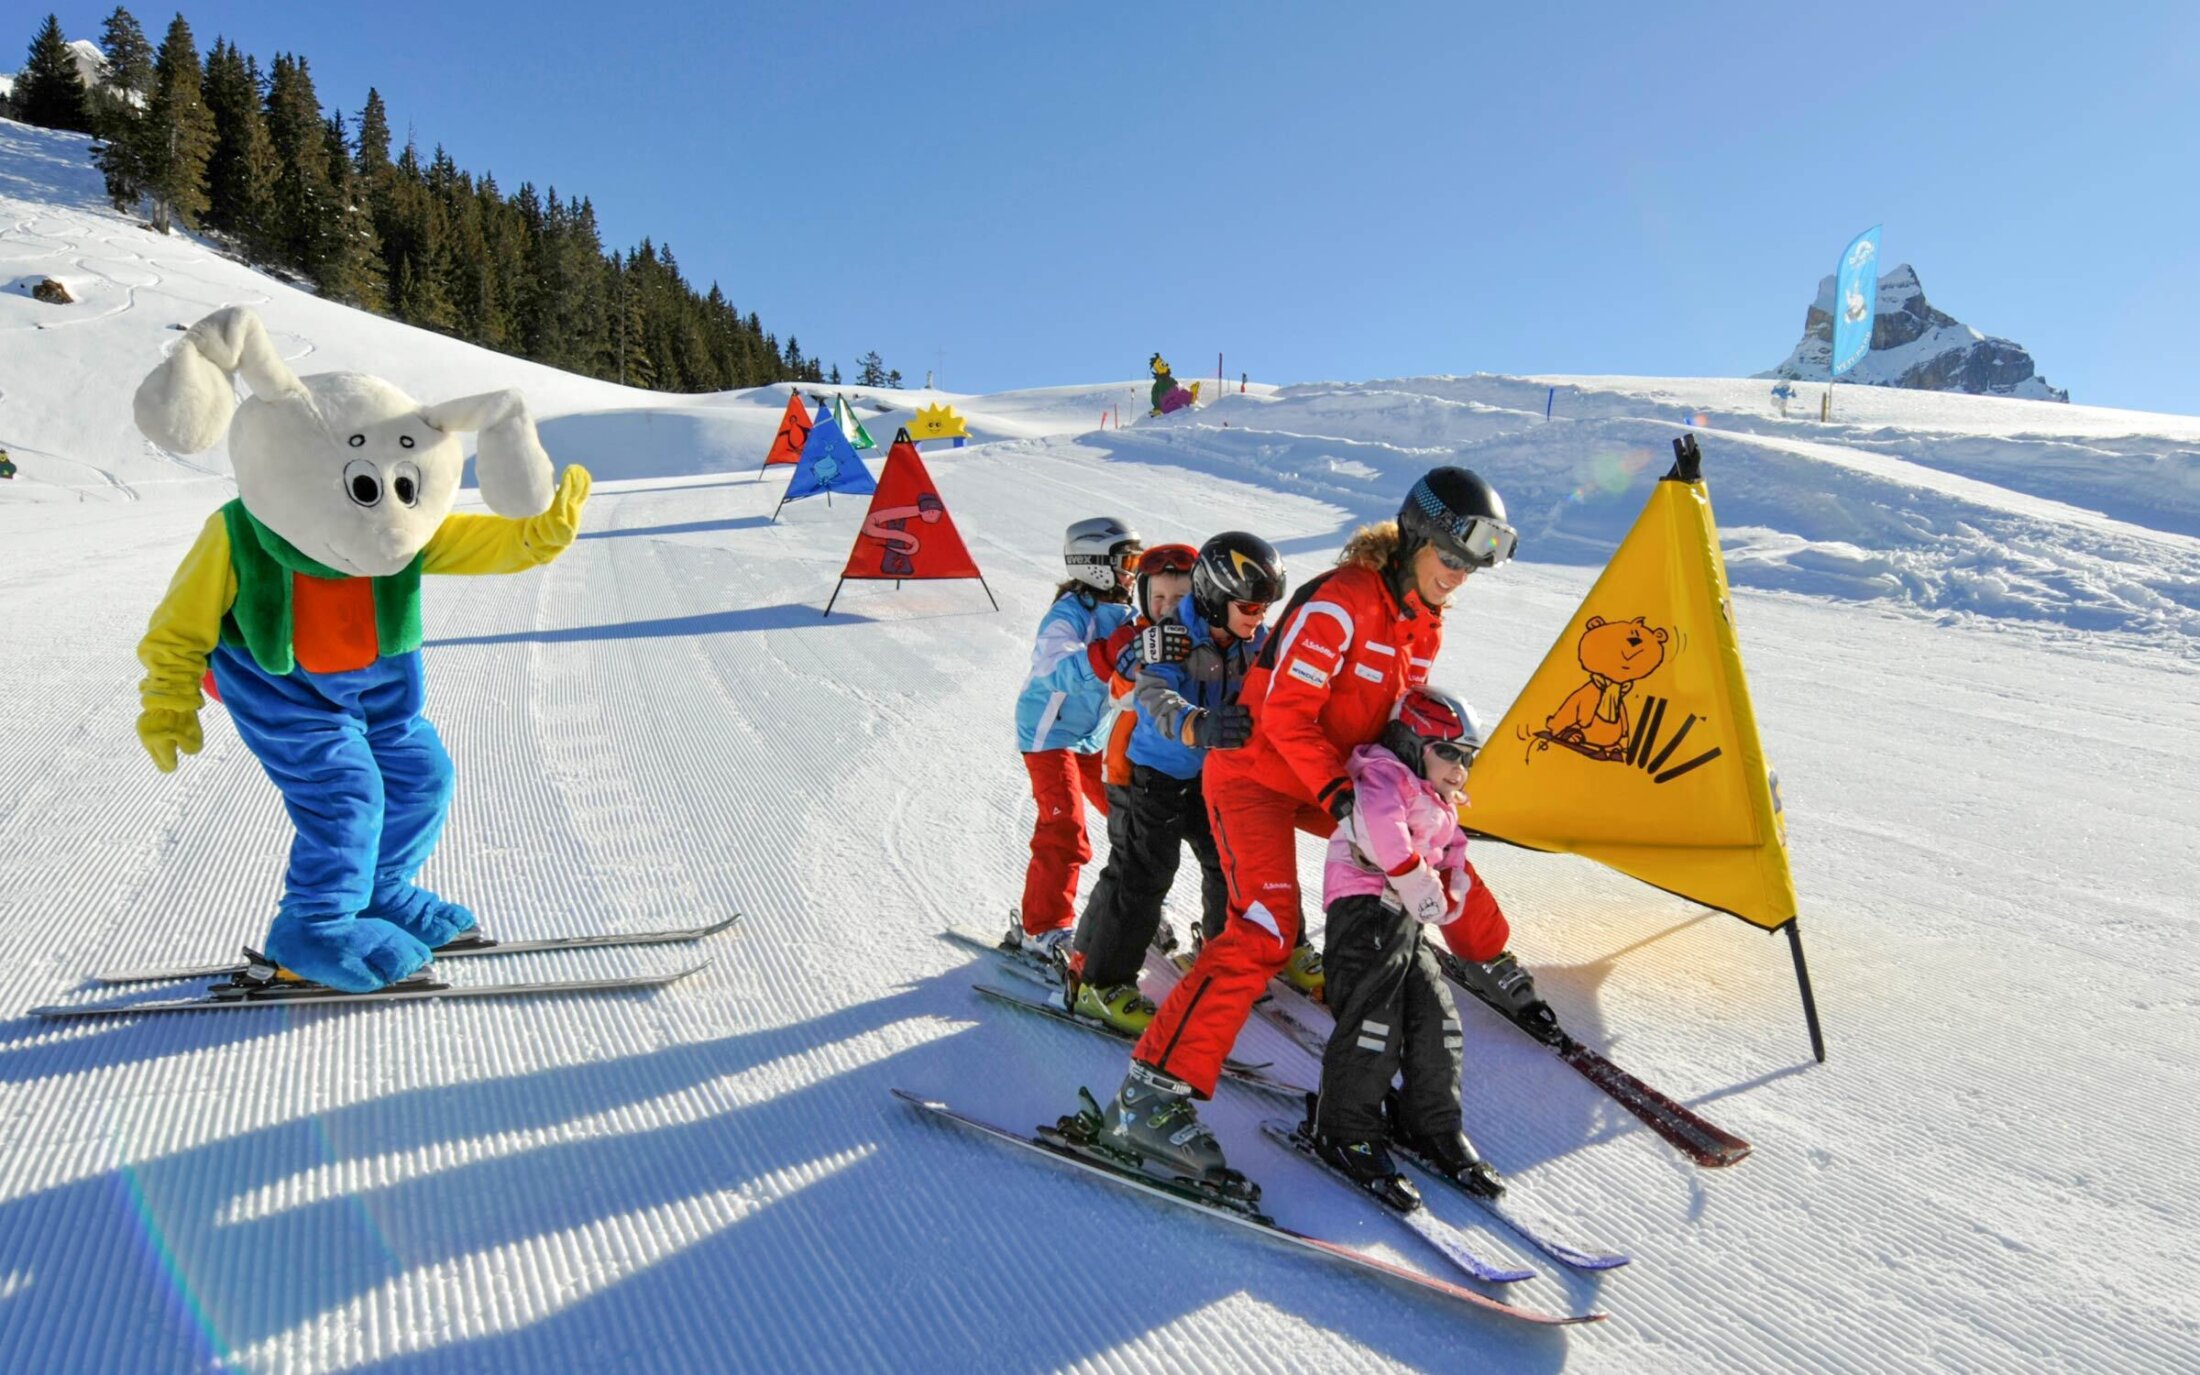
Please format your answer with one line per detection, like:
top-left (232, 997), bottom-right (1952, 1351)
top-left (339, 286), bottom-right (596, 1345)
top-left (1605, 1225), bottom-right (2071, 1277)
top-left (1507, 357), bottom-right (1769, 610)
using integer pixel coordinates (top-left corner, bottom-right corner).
top-left (1306, 685), bottom-right (1512, 1201)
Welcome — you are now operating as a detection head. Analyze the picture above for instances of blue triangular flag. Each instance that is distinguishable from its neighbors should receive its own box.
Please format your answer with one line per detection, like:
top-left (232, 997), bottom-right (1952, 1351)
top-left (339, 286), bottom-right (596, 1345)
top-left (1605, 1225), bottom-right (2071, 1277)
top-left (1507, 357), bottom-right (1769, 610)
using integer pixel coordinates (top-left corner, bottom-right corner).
top-left (784, 408), bottom-right (878, 504)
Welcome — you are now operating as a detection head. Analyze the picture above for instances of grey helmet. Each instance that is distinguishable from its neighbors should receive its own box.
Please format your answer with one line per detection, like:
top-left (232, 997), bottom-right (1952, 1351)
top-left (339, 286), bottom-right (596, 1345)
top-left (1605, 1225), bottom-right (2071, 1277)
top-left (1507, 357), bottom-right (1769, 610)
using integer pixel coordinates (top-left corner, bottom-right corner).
top-left (1063, 516), bottom-right (1142, 594)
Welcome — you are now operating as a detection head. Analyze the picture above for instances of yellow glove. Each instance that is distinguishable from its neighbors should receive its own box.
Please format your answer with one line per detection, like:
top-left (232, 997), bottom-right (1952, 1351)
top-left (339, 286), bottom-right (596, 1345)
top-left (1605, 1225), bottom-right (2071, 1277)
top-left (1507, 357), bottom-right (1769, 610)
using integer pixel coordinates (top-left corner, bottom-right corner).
top-left (528, 465), bottom-right (592, 552)
top-left (138, 706), bottom-right (204, 774)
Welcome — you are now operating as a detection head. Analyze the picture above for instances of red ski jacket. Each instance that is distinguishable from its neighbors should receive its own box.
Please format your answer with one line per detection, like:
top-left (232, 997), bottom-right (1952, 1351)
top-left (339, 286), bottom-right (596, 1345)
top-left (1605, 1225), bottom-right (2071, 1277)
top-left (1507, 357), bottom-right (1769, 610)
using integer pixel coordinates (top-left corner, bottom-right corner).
top-left (1205, 562), bottom-right (1445, 811)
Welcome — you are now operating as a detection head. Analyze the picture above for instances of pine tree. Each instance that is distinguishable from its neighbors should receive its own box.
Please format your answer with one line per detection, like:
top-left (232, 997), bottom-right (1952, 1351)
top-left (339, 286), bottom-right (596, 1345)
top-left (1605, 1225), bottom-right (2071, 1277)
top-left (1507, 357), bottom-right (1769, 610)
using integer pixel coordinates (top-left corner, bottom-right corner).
top-left (857, 350), bottom-right (887, 386)
top-left (263, 53), bottom-right (336, 276)
top-left (316, 112), bottom-right (384, 308)
top-left (91, 8), bottom-right (154, 210)
top-left (17, 15), bottom-right (94, 133)
top-left (885, 368), bottom-right (903, 389)
top-left (141, 15), bottom-right (216, 233)
top-left (201, 43), bottom-right (279, 256)
top-left (829, 363), bottom-right (842, 385)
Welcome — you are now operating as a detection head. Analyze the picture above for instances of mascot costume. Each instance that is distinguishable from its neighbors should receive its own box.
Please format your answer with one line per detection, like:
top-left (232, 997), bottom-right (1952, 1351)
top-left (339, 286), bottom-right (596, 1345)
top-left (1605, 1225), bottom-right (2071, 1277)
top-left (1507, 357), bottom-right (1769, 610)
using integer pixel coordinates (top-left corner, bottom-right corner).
top-left (1148, 353), bottom-right (1201, 416)
top-left (132, 306), bottom-right (591, 992)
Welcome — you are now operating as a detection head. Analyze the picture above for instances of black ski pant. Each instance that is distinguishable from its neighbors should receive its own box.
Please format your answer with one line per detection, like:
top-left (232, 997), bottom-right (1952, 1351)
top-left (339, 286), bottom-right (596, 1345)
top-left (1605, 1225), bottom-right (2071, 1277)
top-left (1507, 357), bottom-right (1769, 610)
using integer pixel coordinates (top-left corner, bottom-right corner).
top-left (1315, 893), bottom-right (1465, 1144)
top-left (1075, 765), bottom-right (1226, 988)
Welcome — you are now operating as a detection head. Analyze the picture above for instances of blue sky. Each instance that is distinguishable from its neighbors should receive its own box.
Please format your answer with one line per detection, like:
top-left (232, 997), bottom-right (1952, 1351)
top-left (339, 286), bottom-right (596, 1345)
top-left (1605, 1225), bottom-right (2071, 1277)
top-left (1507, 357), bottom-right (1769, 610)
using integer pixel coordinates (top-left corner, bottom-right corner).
top-left (30, 2), bottom-right (2200, 411)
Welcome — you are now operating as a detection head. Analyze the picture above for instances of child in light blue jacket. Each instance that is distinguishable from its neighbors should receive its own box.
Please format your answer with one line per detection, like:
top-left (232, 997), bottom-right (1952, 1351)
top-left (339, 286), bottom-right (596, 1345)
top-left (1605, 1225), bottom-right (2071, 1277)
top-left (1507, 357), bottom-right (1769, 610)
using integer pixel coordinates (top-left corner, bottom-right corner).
top-left (1012, 518), bottom-right (1141, 956)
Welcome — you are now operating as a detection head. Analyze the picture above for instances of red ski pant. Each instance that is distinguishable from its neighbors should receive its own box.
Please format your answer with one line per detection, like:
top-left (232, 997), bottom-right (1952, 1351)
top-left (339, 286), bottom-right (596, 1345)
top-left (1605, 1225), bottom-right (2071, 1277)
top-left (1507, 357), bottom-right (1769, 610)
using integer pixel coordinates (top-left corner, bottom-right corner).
top-left (1020, 749), bottom-right (1110, 935)
top-left (1134, 779), bottom-right (1332, 1097)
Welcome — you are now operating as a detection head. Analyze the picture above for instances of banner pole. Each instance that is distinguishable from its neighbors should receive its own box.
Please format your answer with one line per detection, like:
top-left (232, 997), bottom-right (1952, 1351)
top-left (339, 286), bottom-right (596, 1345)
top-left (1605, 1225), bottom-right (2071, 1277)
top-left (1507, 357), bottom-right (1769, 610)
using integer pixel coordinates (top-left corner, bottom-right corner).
top-left (771, 488), bottom-right (791, 523)
top-left (821, 577), bottom-right (846, 618)
top-left (1784, 918), bottom-right (1826, 1063)
top-left (976, 574), bottom-right (1001, 611)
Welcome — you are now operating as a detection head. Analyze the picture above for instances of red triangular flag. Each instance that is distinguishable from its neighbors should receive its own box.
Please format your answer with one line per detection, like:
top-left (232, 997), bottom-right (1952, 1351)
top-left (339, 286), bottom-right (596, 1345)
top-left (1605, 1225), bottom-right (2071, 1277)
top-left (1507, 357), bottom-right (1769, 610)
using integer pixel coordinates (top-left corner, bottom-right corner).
top-left (840, 432), bottom-right (981, 581)
top-left (762, 391), bottom-right (812, 468)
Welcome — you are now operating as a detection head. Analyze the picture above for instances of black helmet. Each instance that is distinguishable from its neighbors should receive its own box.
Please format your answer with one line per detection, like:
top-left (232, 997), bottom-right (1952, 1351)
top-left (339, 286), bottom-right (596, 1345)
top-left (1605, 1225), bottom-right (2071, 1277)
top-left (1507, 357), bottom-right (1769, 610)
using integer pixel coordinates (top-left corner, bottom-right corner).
top-left (1397, 467), bottom-right (1517, 571)
top-left (1190, 531), bottom-right (1286, 627)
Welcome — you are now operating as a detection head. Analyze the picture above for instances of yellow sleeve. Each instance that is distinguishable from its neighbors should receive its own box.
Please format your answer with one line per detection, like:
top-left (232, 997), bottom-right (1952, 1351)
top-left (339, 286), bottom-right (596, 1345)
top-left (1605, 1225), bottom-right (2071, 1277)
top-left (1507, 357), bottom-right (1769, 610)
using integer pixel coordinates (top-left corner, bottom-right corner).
top-left (137, 513), bottom-right (237, 712)
top-left (420, 512), bottom-right (554, 575)
top-left (421, 465), bottom-right (591, 575)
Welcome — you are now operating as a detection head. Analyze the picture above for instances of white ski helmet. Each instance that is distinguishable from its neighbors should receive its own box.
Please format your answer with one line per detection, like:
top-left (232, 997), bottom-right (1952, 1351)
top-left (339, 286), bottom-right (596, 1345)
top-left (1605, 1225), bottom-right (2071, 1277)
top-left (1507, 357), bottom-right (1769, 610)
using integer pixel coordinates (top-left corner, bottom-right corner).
top-left (1063, 516), bottom-right (1142, 593)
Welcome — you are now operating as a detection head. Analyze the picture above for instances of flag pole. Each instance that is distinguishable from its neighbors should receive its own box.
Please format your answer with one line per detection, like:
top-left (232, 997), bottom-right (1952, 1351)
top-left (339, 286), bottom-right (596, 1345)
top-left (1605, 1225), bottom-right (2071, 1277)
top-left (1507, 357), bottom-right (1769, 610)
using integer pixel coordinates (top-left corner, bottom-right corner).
top-left (1783, 918), bottom-right (1826, 1063)
top-left (821, 577), bottom-right (847, 618)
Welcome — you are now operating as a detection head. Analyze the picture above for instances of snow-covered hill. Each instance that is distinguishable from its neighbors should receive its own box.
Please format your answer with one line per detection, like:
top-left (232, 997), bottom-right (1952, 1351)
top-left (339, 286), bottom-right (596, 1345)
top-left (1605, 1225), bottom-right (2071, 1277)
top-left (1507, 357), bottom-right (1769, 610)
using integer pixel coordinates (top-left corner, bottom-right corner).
top-left (3, 116), bottom-right (2197, 1372)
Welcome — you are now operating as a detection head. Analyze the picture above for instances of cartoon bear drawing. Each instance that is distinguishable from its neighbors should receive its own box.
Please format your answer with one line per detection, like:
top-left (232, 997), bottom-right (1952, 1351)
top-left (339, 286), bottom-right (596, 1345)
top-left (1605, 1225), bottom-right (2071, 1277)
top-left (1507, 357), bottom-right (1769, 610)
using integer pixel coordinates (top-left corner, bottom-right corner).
top-left (1543, 615), bottom-right (1669, 761)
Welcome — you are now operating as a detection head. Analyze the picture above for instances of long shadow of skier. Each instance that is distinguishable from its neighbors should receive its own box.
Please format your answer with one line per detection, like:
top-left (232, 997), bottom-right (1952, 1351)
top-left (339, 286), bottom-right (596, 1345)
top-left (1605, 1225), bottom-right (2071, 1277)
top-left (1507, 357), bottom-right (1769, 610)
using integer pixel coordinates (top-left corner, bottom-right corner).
top-left (424, 602), bottom-right (876, 648)
top-left (576, 514), bottom-right (775, 541)
top-left (0, 968), bottom-right (1580, 1374)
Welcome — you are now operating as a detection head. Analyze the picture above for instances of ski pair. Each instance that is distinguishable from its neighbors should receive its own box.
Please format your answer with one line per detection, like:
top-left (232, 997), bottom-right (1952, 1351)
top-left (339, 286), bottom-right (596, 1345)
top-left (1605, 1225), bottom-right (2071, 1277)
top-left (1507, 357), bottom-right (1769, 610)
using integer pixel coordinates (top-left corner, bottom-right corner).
top-left (1266, 1099), bottom-right (1630, 1277)
top-left (893, 1087), bottom-right (1605, 1326)
top-left (31, 915), bottom-right (740, 1019)
top-left (1434, 950), bottom-right (1752, 1168)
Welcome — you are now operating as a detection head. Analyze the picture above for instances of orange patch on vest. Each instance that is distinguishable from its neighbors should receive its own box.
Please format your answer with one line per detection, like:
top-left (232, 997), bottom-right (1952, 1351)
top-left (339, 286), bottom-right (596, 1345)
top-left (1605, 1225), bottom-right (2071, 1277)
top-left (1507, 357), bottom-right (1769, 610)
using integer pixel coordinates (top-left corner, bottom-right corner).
top-left (292, 573), bottom-right (380, 673)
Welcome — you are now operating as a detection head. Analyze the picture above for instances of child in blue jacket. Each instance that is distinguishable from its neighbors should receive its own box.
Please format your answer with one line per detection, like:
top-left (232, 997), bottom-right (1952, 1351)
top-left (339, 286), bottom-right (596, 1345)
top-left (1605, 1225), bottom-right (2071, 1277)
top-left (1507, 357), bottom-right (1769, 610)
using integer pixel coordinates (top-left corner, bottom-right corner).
top-left (1012, 517), bottom-right (1142, 957)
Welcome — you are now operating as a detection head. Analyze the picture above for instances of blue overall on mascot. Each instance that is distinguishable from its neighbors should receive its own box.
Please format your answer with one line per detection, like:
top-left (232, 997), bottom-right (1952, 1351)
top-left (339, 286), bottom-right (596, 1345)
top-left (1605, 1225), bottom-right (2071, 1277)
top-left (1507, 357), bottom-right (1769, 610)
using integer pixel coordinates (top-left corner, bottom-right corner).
top-left (132, 306), bottom-right (592, 992)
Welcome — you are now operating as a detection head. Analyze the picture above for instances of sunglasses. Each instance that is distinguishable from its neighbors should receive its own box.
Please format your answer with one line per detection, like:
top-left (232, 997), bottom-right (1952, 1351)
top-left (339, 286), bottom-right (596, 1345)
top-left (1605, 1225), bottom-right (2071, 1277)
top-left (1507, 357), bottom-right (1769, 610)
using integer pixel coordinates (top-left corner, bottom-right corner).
top-left (1427, 739), bottom-right (1478, 767)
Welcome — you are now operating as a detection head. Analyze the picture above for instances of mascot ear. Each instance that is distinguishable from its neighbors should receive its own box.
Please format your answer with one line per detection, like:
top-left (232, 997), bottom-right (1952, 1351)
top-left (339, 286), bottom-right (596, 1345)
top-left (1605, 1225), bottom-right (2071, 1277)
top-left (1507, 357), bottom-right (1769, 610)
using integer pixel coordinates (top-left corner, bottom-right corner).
top-left (1583, 616), bottom-right (1606, 630)
top-left (133, 306), bottom-right (305, 454)
top-left (421, 389), bottom-right (555, 516)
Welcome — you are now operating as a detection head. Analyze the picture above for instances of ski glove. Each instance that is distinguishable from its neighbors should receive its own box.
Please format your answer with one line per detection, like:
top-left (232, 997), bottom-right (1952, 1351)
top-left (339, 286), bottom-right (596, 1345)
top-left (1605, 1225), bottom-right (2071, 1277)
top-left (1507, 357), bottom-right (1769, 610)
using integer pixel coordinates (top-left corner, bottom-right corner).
top-left (1390, 861), bottom-right (1451, 926)
top-left (1325, 785), bottom-right (1356, 824)
top-left (1139, 621), bottom-right (1194, 665)
top-left (138, 706), bottom-right (203, 774)
top-left (521, 465), bottom-right (593, 556)
top-left (1444, 866), bottom-right (1475, 922)
top-left (1188, 703), bottom-right (1254, 750)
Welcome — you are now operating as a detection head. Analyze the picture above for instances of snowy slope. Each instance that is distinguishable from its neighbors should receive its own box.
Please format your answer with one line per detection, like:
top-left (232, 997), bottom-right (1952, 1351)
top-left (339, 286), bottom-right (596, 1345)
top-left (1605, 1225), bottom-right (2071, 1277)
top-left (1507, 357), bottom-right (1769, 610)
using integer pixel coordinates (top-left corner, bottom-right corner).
top-left (4, 117), bottom-right (2198, 1373)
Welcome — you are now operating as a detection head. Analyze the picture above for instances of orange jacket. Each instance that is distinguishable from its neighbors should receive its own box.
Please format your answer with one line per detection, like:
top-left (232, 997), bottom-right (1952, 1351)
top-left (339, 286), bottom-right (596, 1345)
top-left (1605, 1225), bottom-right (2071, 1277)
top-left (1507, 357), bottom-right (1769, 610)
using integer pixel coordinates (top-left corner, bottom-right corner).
top-left (1097, 618), bottom-right (1145, 787)
top-left (1205, 563), bottom-right (1445, 811)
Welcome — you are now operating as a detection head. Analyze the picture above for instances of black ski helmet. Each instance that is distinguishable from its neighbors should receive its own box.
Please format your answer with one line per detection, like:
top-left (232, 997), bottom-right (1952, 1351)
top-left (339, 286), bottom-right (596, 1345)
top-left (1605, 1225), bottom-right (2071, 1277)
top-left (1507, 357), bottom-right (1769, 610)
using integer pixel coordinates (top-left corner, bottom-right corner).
top-left (1190, 531), bottom-right (1286, 627)
top-left (1396, 467), bottom-right (1517, 571)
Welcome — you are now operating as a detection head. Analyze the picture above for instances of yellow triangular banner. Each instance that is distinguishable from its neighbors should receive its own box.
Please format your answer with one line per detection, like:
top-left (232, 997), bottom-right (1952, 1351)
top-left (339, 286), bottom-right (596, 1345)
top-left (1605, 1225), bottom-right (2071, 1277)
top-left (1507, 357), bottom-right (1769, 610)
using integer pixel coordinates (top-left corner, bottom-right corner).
top-left (1466, 448), bottom-right (1797, 929)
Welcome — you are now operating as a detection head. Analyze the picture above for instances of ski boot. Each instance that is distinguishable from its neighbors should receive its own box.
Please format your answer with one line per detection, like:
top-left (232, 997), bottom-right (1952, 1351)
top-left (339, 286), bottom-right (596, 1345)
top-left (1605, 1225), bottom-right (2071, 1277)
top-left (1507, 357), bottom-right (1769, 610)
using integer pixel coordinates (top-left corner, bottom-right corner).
top-left (1303, 1100), bottom-right (1420, 1212)
top-left (1072, 980), bottom-right (1157, 1034)
top-left (1098, 1062), bottom-right (1256, 1205)
top-left (1000, 910), bottom-right (1072, 979)
top-left (1149, 920), bottom-right (1181, 957)
top-left (1396, 1122), bottom-right (1506, 1199)
top-left (1456, 950), bottom-right (1558, 1042)
top-left (362, 877), bottom-right (478, 949)
top-left (1279, 942), bottom-right (1325, 1001)
top-left (262, 909), bottom-right (433, 994)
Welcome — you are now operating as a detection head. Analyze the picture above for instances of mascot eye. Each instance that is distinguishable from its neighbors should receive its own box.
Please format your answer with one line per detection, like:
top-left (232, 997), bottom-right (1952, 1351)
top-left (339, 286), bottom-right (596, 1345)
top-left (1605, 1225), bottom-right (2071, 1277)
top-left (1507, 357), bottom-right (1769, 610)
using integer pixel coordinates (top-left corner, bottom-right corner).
top-left (398, 435), bottom-right (416, 449)
top-left (391, 460), bottom-right (423, 507)
top-left (348, 434), bottom-right (366, 448)
top-left (342, 458), bottom-right (382, 507)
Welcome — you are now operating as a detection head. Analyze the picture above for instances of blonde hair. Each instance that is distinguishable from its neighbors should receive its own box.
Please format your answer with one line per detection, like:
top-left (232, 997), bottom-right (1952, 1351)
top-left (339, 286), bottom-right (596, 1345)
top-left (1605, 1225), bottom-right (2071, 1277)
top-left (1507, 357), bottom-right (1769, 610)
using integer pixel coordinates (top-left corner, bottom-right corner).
top-left (1338, 521), bottom-right (1401, 571)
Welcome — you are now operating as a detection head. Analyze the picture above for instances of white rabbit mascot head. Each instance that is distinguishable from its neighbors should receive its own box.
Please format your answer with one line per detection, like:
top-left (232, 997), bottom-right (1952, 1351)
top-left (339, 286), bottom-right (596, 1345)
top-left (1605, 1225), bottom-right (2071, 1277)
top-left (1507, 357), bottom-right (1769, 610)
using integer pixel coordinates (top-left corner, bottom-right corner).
top-left (132, 306), bottom-right (555, 575)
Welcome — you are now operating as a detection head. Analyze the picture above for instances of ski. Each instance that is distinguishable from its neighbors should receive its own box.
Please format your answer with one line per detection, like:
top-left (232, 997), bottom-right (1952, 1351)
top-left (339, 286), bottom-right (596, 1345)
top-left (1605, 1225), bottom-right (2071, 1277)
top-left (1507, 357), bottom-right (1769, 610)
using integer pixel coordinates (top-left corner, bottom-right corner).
top-left (91, 913), bottom-right (743, 985)
top-left (31, 961), bottom-right (709, 1019)
top-left (892, 1088), bottom-right (1602, 1326)
top-left (1389, 1139), bottom-right (1632, 1272)
top-left (970, 982), bottom-right (1311, 1100)
top-left (1257, 1119), bottom-right (1536, 1285)
top-left (1436, 951), bottom-right (1751, 1169)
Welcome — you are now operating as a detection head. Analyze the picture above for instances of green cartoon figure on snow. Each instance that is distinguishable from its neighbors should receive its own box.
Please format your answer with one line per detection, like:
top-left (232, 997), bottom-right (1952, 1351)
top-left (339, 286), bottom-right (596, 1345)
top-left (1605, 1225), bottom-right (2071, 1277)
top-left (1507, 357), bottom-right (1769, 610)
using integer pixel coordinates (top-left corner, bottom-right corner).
top-left (1149, 354), bottom-right (1202, 416)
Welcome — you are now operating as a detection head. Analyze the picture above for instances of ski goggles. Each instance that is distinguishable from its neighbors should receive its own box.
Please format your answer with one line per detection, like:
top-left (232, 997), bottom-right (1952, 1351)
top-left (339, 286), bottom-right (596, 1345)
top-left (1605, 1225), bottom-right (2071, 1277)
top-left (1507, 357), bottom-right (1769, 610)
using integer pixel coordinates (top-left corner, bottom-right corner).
top-left (1429, 515), bottom-right (1517, 572)
top-left (1230, 599), bottom-right (1273, 618)
top-left (1426, 738), bottom-right (1479, 767)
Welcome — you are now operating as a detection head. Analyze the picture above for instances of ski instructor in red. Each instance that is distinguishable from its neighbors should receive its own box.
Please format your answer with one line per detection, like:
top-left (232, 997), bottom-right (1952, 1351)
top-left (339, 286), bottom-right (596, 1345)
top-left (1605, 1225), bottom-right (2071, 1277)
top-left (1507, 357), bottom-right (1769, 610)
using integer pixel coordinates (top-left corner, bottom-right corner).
top-left (1100, 467), bottom-right (1520, 1183)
